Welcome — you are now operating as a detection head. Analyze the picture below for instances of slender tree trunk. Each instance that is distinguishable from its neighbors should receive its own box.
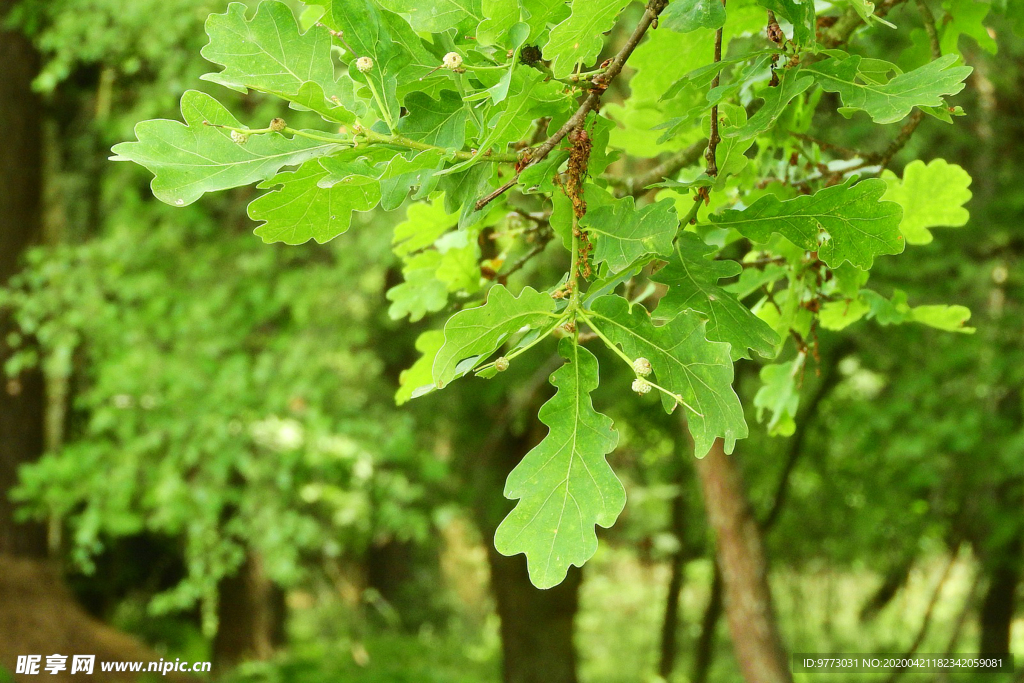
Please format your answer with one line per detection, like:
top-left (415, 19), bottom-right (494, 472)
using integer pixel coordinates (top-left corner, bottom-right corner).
top-left (462, 394), bottom-right (581, 683)
top-left (692, 566), bottom-right (724, 683)
top-left (693, 436), bottom-right (792, 683)
top-left (977, 539), bottom-right (1021, 657)
top-left (212, 553), bottom-right (284, 669)
top-left (658, 444), bottom-right (690, 680)
top-left (0, 0), bottom-right (48, 560)
top-left (489, 551), bottom-right (581, 683)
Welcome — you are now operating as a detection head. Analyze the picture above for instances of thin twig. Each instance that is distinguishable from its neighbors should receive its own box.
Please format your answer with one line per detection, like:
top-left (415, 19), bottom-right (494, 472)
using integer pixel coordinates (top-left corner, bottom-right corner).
top-left (622, 140), bottom-right (706, 196)
top-left (870, 0), bottom-right (942, 169)
top-left (883, 549), bottom-right (960, 683)
top-left (501, 236), bottom-right (552, 279)
top-left (474, 0), bottom-right (670, 210)
top-left (704, 0), bottom-right (727, 178)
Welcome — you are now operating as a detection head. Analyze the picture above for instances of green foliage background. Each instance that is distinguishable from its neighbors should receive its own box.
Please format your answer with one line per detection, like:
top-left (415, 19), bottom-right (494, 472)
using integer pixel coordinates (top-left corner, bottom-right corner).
top-left (1, 0), bottom-right (1022, 680)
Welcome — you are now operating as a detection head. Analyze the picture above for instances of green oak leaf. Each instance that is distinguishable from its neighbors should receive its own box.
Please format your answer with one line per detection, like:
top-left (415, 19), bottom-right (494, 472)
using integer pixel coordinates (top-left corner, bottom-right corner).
top-left (387, 251), bottom-right (449, 321)
top-left (393, 199), bottom-right (456, 256)
top-left (377, 150), bottom-right (446, 210)
top-left (881, 159), bottom-right (972, 245)
top-left (660, 0), bottom-right (727, 32)
top-left (376, 0), bottom-right (483, 32)
top-left (248, 159), bottom-right (380, 244)
top-left (582, 197), bottom-right (678, 273)
top-left (805, 53), bottom-right (973, 124)
top-left (543, 0), bottom-right (632, 78)
top-left (753, 361), bottom-right (800, 436)
top-left (110, 90), bottom-right (345, 207)
top-left (396, 330), bottom-right (445, 405)
top-left (820, 298), bottom-right (870, 330)
top-left (397, 91), bottom-right (468, 151)
top-left (723, 68), bottom-right (813, 140)
top-left (524, 0), bottom-right (571, 40)
top-left (653, 233), bottom-right (780, 360)
top-left (200, 2), bottom-right (361, 122)
top-left (478, 0), bottom-right (521, 45)
top-left (432, 285), bottom-right (559, 387)
top-left (707, 178), bottom-right (904, 270)
top-left (449, 69), bottom-right (560, 172)
top-left (319, 0), bottom-right (409, 125)
top-left (854, 290), bottom-right (975, 333)
top-left (757, 0), bottom-right (815, 44)
top-left (588, 295), bottom-right (747, 457)
top-left (494, 338), bottom-right (623, 589)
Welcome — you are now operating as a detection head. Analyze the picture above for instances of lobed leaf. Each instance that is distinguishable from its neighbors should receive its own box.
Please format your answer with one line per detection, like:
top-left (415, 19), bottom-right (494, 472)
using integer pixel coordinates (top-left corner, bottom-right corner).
top-left (200, 1), bottom-right (362, 122)
top-left (881, 159), bottom-right (972, 245)
top-left (543, 0), bottom-right (632, 78)
top-left (653, 233), bottom-right (780, 360)
top-left (432, 285), bottom-right (559, 387)
top-left (582, 196), bottom-right (678, 273)
top-left (248, 159), bottom-right (380, 245)
top-left (707, 177), bottom-right (904, 270)
top-left (110, 91), bottom-right (345, 207)
top-left (805, 53), bottom-right (973, 124)
top-left (588, 295), bottom-right (747, 457)
top-left (494, 338), bottom-right (624, 589)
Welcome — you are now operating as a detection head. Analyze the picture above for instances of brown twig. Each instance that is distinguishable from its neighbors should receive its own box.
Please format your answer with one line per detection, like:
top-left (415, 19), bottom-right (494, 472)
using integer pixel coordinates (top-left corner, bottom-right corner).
top-left (501, 236), bottom-right (552, 280)
top-left (622, 140), bottom-right (706, 196)
top-left (817, 0), bottom-right (910, 51)
top-left (869, 0), bottom-right (942, 169)
top-left (474, 0), bottom-right (670, 211)
top-left (703, 0), bottom-right (727, 180)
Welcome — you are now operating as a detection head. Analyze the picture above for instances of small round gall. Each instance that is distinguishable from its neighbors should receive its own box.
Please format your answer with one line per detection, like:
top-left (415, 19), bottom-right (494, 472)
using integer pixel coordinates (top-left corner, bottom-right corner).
top-left (230, 130), bottom-right (248, 144)
top-left (443, 52), bottom-right (463, 70)
top-left (633, 357), bottom-right (652, 376)
top-left (631, 378), bottom-right (652, 395)
top-left (495, 356), bottom-right (510, 372)
top-left (355, 56), bottom-right (374, 73)
top-left (269, 118), bottom-right (287, 132)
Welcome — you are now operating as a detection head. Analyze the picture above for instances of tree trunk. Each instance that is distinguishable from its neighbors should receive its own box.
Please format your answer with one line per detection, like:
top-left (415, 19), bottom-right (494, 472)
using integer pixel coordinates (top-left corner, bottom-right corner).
top-left (212, 553), bottom-right (284, 669)
top-left (692, 566), bottom-right (724, 683)
top-left (0, 0), bottom-right (48, 560)
top-left (693, 436), bottom-right (792, 683)
top-left (977, 541), bottom-right (1021, 657)
top-left (488, 551), bottom-right (581, 683)
top-left (462, 395), bottom-right (581, 683)
top-left (658, 448), bottom-right (690, 680)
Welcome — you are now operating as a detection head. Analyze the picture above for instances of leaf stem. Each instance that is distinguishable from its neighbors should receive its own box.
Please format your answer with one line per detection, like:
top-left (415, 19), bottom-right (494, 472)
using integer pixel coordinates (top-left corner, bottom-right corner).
top-left (208, 123), bottom-right (352, 146)
top-left (474, 315), bottom-right (568, 373)
top-left (209, 122), bottom-right (521, 163)
top-left (364, 78), bottom-right (396, 131)
top-left (357, 128), bottom-right (521, 162)
top-left (578, 309), bottom-right (703, 417)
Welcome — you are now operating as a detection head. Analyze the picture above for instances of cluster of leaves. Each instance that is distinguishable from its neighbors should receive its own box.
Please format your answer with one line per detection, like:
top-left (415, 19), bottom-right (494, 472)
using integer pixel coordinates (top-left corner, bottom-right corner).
top-left (2, 200), bottom-right (445, 630)
top-left (112, 0), bottom-right (979, 588)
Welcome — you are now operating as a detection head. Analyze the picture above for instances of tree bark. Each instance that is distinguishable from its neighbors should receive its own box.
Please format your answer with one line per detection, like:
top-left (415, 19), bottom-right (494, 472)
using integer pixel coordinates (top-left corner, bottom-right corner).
top-left (658, 447), bottom-right (690, 680)
top-left (693, 436), bottom-right (792, 683)
top-left (212, 553), bottom-right (284, 669)
top-left (0, 0), bottom-right (49, 560)
top-left (692, 566), bottom-right (724, 683)
top-left (977, 538), bottom-right (1021, 657)
top-left (461, 392), bottom-right (581, 683)
top-left (488, 551), bottom-right (581, 683)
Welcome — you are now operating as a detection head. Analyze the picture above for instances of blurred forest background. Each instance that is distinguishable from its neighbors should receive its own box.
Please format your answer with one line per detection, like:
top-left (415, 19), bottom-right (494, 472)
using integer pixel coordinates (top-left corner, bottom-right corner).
top-left (0, 0), bottom-right (1022, 681)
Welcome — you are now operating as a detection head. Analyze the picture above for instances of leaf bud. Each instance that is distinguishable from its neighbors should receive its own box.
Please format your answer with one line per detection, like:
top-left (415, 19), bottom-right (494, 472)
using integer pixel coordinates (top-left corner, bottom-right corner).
top-left (230, 130), bottom-right (248, 144)
top-left (269, 118), bottom-right (287, 132)
top-left (632, 357), bottom-right (652, 376)
top-left (355, 56), bottom-right (374, 73)
top-left (495, 356), bottom-right (510, 372)
top-left (631, 378), bottom-right (652, 395)
top-left (443, 52), bottom-right (464, 70)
